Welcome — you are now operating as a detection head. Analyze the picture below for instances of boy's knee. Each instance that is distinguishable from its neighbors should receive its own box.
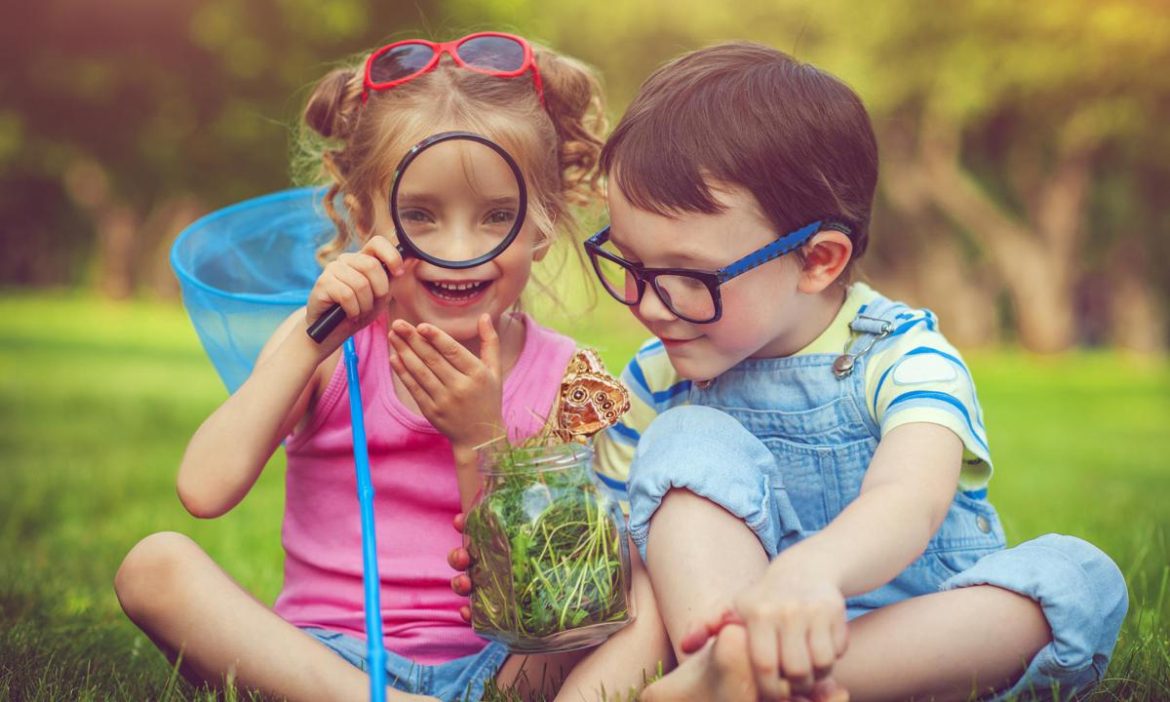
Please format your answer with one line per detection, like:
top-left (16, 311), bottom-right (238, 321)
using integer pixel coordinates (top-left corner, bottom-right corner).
top-left (628, 407), bottom-right (784, 563)
top-left (115, 531), bottom-right (200, 622)
top-left (1019, 535), bottom-right (1129, 628)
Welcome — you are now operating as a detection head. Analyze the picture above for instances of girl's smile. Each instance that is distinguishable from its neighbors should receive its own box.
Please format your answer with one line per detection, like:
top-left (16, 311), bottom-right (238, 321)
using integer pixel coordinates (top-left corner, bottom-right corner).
top-left (421, 278), bottom-right (495, 306)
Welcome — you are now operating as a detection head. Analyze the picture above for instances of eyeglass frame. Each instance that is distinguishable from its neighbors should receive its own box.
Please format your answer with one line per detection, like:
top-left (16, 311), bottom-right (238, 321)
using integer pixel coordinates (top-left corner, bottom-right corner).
top-left (583, 219), bottom-right (852, 324)
top-left (361, 32), bottom-right (545, 106)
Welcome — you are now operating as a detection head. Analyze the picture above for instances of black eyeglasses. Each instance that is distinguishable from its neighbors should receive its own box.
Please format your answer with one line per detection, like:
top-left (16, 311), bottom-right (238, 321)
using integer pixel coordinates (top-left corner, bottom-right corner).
top-left (583, 219), bottom-right (849, 324)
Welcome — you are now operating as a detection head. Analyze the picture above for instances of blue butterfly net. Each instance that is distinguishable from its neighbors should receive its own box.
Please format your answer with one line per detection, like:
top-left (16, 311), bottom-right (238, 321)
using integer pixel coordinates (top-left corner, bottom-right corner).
top-left (171, 187), bottom-right (334, 393)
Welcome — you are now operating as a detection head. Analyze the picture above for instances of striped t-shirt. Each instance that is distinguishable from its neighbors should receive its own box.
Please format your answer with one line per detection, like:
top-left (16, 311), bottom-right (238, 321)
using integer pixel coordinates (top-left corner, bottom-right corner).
top-left (594, 282), bottom-right (992, 499)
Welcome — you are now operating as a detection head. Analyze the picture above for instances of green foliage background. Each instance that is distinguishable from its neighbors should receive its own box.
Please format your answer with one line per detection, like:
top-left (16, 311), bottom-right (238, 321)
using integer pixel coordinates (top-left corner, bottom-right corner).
top-left (3, 0), bottom-right (1168, 352)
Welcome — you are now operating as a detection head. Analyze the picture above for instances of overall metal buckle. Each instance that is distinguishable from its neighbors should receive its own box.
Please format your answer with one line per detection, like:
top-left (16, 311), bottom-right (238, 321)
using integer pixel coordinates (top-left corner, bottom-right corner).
top-left (833, 316), bottom-right (892, 380)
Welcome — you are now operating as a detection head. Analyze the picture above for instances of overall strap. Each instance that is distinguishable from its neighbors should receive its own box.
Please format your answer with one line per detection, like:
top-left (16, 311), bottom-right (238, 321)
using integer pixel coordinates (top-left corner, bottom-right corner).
top-left (833, 296), bottom-right (931, 380)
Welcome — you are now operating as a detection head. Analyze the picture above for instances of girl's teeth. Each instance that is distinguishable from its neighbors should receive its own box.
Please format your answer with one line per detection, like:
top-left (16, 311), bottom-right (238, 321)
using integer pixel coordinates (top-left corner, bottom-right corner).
top-left (426, 280), bottom-right (489, 299)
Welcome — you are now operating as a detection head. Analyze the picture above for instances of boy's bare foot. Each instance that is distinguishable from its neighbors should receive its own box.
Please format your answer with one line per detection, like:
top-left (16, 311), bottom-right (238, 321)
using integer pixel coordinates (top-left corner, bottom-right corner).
top-left (642, 625), bottom-right (759, 702)
top-left (641, 624), bottom-right (850, 702)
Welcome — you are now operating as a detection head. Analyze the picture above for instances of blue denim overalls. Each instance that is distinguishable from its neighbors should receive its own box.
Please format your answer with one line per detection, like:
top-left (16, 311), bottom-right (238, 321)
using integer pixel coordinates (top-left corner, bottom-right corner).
top-left (626, 293), bottom-right (1128, 701)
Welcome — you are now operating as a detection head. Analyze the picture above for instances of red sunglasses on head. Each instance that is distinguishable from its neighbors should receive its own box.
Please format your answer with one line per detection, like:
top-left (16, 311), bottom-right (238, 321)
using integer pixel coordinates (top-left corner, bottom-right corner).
top-left (362, 32), bottom-right (545, 106)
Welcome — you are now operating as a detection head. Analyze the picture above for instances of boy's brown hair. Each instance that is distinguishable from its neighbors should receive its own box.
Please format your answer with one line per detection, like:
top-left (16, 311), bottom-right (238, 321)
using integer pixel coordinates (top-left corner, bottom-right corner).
top-left (601, 42), bottom-right (878, 261)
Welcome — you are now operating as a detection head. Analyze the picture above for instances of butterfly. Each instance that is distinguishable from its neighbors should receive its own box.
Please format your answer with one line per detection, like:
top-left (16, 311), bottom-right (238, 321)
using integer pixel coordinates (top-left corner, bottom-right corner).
top-left (552, 349), bottom-right (631, 443)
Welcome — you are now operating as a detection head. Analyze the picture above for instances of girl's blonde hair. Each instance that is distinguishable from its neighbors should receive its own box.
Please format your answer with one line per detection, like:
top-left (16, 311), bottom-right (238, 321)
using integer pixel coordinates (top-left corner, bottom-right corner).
top-left (295, 41), bottom-right (606, 272)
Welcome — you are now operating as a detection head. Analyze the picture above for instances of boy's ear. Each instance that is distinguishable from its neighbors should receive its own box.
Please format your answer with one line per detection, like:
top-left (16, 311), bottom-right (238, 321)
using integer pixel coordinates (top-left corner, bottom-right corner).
top-left (797, 229), bottom-right (853, 294)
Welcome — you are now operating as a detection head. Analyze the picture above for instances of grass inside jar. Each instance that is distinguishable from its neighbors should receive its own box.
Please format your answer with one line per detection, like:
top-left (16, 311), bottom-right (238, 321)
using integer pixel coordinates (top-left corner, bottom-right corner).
top-left (464, 442), bottom-right (630, 643)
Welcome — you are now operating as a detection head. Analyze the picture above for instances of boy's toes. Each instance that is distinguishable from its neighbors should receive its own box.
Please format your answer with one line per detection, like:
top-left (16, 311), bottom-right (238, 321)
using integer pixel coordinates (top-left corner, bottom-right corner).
top-left (643, 625), bottom-right (757, 702)
top-left (811, 677), bottom-right (849, 702)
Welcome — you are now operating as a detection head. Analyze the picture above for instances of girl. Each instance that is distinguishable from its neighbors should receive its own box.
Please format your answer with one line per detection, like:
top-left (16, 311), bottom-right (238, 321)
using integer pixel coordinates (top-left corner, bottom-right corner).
top-left (581, 43), bottom-right (1128, 701)
top-left (115, 33), bottom-right (668, 702)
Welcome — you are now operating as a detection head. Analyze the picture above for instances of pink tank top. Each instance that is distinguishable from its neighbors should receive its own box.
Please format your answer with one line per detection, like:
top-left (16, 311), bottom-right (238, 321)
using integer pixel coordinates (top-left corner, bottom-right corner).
top-left (274, 313), bottom-right (577, 664)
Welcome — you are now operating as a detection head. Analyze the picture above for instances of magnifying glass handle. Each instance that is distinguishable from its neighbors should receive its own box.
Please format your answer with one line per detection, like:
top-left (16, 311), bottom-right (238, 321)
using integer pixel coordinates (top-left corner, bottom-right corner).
top-left (306, 258), bottom-right (399, 344)
top-left (306, 305), bottom-right (347, 343)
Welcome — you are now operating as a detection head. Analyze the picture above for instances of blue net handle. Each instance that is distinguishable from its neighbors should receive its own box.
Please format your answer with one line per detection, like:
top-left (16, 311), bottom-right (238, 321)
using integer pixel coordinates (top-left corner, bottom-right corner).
top-left (173, 189), bottom-right (390, 701)
top-left (171, 187), bottom-right (333, 392)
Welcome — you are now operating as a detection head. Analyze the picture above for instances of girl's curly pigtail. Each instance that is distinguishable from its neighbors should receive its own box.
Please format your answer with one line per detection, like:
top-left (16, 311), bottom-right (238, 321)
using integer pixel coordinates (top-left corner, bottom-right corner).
top-left (302, 67), bottom-right (365, 264)
top-left (533, 49), bottom-right (607, 209)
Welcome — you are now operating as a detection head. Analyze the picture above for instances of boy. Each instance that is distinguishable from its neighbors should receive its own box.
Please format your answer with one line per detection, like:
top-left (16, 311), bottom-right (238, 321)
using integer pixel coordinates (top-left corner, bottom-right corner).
top-left (586, 42), bottom-right (1126, 701)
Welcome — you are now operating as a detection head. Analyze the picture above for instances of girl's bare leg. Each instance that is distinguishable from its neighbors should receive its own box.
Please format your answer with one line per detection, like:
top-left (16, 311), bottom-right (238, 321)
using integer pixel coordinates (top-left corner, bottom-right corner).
top-left (114, 531), bottom-right (434, 702)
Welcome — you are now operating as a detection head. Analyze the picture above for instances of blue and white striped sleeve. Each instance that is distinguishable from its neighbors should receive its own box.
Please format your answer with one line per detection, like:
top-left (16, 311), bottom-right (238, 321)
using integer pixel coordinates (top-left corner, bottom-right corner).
top-left (593, 338), bottom-right (689, 503)
top-left (867, 331), bottom-right (993, 492)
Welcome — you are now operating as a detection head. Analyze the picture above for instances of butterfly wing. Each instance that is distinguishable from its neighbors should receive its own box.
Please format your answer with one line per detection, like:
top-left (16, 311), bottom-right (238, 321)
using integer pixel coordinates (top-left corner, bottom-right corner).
top-left (552, 349), bottom-right (631, 442)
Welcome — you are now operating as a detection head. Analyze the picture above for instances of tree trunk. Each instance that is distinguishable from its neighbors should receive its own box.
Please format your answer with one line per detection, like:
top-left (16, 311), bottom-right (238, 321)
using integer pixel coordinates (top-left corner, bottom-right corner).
top-left (64, 158), bottom-right (139, 299)
top-left (1108, 238), bottom-right (1167, 354)
top-left (878, 126), bottom-right (1000, 347)
top-left (915, 115), bottom-right (1090, 353)
top-left (142, 195), bottom-right (204, 299)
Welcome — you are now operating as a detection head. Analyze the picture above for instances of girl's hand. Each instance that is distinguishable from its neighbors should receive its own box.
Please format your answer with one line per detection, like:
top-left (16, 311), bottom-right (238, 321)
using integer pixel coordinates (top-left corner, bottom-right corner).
top-left (387, 314), bottom-right (504, 455)
top-left (447, 513), bottom-right (474, 623)
top-left (306, 236), bottom-right (405, 353)
top-left (682, 570), bottom-right (848, 701)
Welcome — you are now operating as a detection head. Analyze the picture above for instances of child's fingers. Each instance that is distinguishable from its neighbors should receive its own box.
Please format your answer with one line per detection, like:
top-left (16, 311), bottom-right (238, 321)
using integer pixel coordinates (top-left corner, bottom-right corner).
top-left (831, 611), bottom-right (849, 657)
top-left (347, 250), bottom-right (391, 300)
top-left (778, 621), bottom-right (815, 693)
top-left (447, 546), bottom-right (470, 571)
top-left (363, 235), bottom-right (406, 276)
top-left (807, 616), bottom-right (838, 680)
top-left (416, 324), bottom-right (480, 375)
top-left (452, 512), bottom-right (466, 534)
top-left (450, 573), bottom-right (472, 596)
top-left (393, 325), bottom-right (446, 397)
top-left (477, 314), bottom-right (500, 375)
top-left (459, 605), bottom-right (471, 624)
top-left (745, 620), bottom-right (788, 701)
top-left (387, 341), bottom-right (436, 410)
top-left (316, 278), bottom-right (360, 320)
top-left (331, 258), bottom-right (374, 314)
top-left (391, 321), bottom-right (461, 384)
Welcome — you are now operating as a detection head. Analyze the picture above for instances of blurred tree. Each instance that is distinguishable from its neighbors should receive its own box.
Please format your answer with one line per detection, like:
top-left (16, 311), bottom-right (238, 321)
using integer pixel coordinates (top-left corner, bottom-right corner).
top-left (3, 0), bottom-right (1167, 352)
top-left (456, 0), bottom-right (1170, 351)
top-left (0, 0), bottom-right (435, 296)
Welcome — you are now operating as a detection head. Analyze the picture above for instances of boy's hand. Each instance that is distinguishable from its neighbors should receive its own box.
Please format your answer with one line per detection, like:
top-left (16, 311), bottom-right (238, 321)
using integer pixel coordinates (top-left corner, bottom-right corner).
top-left (645, 622), bottom-right (849, 702)
top-left (447, 513), bottom-right (474, 623)
top-left (387, 314), bottom-right (504, 456)
top-left (682, 570), bottom-right (849, 700)
top-left (306, 236), bottom-right (405, 353)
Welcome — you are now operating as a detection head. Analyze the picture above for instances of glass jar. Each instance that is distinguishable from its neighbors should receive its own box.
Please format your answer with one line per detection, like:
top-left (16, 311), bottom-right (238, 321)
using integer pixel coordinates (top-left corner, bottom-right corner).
top-left (463, 442), bottom-right (633, 652)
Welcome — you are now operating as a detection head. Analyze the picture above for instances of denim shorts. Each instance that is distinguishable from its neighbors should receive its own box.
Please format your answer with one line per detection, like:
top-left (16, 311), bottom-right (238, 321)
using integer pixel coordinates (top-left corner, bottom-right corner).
top-left (302, 627), bottom-right (509, 702)
top-left (626, 405), bottom-right (1128, 701)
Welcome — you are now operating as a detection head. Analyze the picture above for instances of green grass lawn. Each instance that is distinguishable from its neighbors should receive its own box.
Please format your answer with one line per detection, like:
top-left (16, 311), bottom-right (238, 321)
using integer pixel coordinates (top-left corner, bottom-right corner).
top-left (1, 292), bottom-right (1168, 700)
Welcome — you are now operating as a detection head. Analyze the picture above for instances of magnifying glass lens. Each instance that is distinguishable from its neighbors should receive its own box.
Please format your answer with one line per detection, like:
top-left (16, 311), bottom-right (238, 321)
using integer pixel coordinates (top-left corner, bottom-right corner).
top-left (307, 132), bottom-right (528, 343)
top-left (395, 137), bottom-right (523, 265)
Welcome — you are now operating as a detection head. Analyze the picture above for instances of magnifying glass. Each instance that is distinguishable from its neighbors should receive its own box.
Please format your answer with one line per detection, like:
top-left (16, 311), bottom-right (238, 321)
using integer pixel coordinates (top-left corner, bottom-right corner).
top-left (306, 131), bottom-right (528, 342)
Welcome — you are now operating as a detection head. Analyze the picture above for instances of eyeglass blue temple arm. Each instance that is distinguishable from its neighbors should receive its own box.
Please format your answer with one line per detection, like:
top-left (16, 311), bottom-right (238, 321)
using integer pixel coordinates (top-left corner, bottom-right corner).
top-left (717, 220), bottom-right (826, 282)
